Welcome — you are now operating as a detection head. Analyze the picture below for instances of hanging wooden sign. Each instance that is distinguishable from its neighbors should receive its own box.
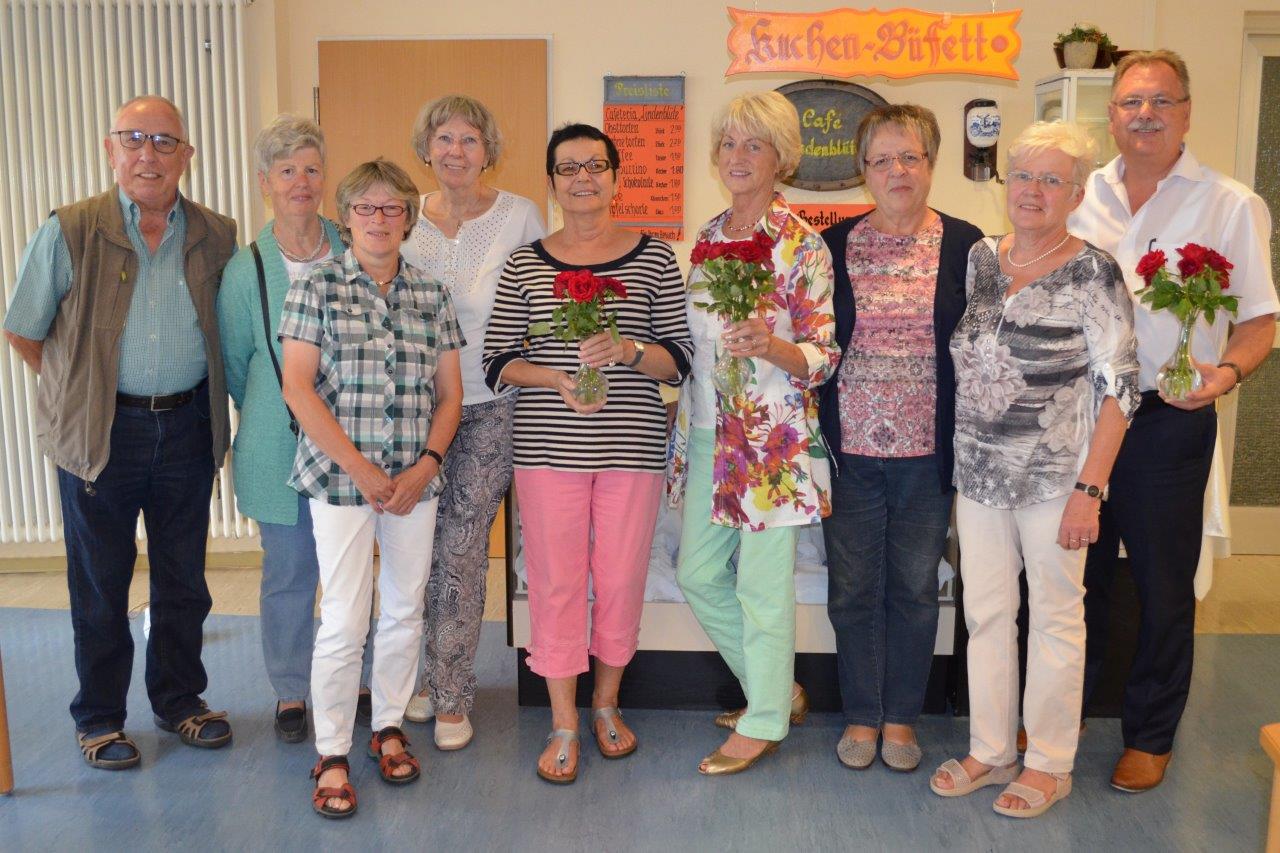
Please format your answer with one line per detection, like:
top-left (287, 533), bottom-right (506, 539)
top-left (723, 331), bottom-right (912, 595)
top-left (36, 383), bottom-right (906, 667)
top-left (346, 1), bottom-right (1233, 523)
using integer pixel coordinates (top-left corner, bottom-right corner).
top-left (778, 79), bottom-right (886, 191)
top-left (603, 76), bottom-right (686, 241)
top-left (726, 7), bottom-right (1022, 80)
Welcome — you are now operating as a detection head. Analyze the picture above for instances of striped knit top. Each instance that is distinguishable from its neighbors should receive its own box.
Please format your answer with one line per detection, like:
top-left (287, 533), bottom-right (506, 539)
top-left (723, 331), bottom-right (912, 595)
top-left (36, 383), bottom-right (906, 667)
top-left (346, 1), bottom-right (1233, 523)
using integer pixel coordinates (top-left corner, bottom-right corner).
top-left (482, 235), bottom-right (692, 472)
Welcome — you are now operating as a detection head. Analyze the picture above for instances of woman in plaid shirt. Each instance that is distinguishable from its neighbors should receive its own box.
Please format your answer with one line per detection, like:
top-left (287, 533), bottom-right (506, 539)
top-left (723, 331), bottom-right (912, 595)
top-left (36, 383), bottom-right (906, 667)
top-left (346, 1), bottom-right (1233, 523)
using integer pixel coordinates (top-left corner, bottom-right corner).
top-left (280, 159), bottom-right (464, 818)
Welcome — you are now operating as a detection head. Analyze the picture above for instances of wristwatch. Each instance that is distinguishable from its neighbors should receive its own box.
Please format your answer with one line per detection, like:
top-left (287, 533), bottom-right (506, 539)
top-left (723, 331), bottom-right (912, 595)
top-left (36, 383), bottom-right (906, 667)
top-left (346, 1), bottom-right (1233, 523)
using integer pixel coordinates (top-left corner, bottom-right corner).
top-left (1218, 360), bottom-right (1243, 393)
top-left (1074, 481), bottom-right (1106, 500)
top-left (625, 340), bottom-right (646, 369)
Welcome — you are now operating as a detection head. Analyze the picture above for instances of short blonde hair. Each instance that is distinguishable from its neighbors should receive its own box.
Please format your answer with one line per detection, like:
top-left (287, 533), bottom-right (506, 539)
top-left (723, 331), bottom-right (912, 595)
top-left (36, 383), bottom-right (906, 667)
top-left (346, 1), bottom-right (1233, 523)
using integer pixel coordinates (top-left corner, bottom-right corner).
top-left (710, 91), bottom-right (802, 179)
top-left (254, 114), bottom-right (325, 176)
top-left (334, 158), bottom-right (420, 240)
top-left (854, 104), bottom-right (941, 175)
top-left (410, 95), bottom-right (503, 169)
top-left (1113, 49), bottom-right (1191, 99)
top-left (1006, 121), bottom-right (1098, 187)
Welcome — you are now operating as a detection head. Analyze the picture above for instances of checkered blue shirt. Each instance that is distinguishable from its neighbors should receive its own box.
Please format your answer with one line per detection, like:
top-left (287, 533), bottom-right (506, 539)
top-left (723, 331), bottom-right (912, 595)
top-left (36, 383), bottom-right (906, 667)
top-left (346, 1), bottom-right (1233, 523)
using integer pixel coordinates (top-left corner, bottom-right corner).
top-left (278, 248), bottom-right (464, 506)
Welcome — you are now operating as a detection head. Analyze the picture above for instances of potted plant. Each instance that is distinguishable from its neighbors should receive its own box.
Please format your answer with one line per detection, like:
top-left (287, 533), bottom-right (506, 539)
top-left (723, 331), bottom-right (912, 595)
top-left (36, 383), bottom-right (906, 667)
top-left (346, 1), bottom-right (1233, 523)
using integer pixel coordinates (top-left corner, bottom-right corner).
top-left (1055, 23), bottom-right (1115, 69)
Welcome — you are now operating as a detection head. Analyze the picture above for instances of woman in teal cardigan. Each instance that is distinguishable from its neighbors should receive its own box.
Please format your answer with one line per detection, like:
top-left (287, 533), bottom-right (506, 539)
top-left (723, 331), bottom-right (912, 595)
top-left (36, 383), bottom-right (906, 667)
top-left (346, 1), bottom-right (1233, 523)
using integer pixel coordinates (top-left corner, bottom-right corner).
top-left (217, 115), bottom-right (370, 742)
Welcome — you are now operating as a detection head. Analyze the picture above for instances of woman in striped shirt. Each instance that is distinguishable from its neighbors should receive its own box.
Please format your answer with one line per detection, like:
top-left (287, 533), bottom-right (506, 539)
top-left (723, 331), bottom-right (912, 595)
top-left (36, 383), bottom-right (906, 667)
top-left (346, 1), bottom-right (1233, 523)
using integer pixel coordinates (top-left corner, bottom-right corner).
top-left (482, 123), bottom-right (692, 784)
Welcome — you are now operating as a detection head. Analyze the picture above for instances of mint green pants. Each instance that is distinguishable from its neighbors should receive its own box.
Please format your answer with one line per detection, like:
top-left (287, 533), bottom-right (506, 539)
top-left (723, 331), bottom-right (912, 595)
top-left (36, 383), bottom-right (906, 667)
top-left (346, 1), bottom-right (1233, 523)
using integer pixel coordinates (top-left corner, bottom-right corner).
top-left (676, 429), bottom-right (799, 741)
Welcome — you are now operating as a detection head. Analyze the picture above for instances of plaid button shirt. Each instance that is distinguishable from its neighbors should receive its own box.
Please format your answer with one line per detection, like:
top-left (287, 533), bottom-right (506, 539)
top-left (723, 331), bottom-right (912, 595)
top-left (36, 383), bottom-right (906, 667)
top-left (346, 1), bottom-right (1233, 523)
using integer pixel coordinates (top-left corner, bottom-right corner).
top-left (278, 248), bottom-right (465, 506)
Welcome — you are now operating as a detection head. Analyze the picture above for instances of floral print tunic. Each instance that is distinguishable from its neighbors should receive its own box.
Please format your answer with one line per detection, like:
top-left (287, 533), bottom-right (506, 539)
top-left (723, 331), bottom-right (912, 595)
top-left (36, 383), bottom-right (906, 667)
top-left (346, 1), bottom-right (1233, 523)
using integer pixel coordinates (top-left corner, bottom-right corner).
top-left (950, 237), bottom-right (1141, 510)
top-left (837, 217), bottom-right (941, 457)
top-left (667, 193), bottom-right (840, 530)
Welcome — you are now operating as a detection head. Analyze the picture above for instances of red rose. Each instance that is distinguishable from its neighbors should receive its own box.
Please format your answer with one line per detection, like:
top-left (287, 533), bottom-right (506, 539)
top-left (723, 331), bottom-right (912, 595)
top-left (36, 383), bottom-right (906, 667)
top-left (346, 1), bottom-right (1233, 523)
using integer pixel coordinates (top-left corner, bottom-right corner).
top-left (1135, 249), bottom-right (1166, 285)
top-left (552, 271), bottom-right (571, 299)
top-left (601, 276), bottom-right (627, 299)
top-left (1176, 243), bottom-right (1210, 279)
top-left (566, 270), bottom-right (598, 302)
top-left (691, 241), bottom-right (712, 265)
top-left (1203, 247), bottom-right (1233, 289)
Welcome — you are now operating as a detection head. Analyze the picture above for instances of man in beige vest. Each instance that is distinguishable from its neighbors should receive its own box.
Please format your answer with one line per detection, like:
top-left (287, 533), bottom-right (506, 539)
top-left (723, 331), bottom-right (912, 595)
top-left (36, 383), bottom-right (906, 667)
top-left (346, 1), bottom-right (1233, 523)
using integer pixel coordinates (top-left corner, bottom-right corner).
top-left (3, 96), bottom-right (238, 770)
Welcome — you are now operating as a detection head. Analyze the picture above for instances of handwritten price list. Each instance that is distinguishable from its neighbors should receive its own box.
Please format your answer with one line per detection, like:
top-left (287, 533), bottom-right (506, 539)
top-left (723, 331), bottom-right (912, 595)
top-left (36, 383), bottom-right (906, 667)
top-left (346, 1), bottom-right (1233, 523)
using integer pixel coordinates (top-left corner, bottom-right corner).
top-left (603, 76), bottom-right (685, 241)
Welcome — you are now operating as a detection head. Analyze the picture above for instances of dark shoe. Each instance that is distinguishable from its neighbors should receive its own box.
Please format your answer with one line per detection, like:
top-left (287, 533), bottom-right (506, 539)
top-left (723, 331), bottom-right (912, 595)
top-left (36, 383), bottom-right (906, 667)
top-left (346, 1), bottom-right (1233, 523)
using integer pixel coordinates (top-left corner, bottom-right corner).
top-left (369, 725), bottom-right (420, 784)
top-left (155, 704), bottom-right (233, 749)
top-left (275, 702), bottom-right (308, 744)
top-left (355, 692), bottom-right (372, 728)
top-left (77, 730), bottom-right (141, 770)
top-left (311, 754), bottom-right (357, 819)
top-left (1111, 748), bottom-right (1172, 792)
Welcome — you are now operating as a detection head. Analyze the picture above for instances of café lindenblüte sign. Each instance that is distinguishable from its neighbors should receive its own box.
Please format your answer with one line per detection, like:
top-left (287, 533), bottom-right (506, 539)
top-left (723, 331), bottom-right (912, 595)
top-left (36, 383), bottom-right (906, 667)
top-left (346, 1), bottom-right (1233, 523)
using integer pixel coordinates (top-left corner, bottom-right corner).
top-left (726, 7), bottom-right (1022, 80)
top-left (777, 79), bottom-right (885, 191)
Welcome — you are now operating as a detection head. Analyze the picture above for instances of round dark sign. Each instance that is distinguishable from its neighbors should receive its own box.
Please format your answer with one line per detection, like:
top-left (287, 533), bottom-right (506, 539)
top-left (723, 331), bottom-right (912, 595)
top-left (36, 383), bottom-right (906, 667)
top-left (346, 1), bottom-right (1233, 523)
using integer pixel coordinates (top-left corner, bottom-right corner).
top-left (776, 79), bottom-right (888, 192)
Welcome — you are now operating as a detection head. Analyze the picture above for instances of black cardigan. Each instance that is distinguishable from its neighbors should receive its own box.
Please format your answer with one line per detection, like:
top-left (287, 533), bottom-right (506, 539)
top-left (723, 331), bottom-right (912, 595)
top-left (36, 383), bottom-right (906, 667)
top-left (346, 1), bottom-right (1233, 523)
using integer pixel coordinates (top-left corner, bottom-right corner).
top-left (818, 209), bottom-right (985, 492)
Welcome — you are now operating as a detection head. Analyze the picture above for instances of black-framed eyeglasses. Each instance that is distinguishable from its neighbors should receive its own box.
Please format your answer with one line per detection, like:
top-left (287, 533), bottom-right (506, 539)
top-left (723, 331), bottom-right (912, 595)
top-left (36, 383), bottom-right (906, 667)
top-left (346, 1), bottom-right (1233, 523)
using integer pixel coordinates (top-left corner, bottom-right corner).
top-left (1112, 95), bottom-right (1190, 112)
top-left (350, 202), bottom-right (408, 218)
top-left (553, 158), bottom-right (611, 177)
top-left (863, 152), bottom-right (926, 172)
top-left (110, 129), bottom-right (185, 154)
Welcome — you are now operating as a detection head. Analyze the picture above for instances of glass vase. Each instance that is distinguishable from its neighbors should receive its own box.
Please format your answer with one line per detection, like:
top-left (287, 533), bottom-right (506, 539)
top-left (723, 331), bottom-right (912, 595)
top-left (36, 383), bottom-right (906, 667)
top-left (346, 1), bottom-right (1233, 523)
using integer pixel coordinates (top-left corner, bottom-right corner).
top-left (1155, 311), bottom-right (1203, 400)
top-left (712, 351), bottom-right (751, 398)
top-left (571, 362), bottom-right (608, 406)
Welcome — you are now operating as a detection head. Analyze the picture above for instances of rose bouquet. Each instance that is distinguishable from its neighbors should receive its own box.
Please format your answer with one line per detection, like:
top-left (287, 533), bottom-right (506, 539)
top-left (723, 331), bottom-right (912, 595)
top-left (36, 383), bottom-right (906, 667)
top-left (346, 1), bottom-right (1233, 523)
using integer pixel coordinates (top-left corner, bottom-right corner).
top-left (690, 230), bottom-right (777, 396)
top-left (531, 268), bottom-right (627, 405)
top-left (1134, 243), bottom-right (1238, 399)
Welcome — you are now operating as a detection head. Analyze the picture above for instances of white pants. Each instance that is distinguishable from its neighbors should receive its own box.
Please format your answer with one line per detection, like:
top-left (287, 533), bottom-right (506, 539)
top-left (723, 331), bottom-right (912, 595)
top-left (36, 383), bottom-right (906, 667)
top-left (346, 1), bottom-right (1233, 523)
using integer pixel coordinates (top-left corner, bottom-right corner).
top-left (956, 493), bottom-right (1086, 774)
top-left (309, 497), bottom-right (439, 756)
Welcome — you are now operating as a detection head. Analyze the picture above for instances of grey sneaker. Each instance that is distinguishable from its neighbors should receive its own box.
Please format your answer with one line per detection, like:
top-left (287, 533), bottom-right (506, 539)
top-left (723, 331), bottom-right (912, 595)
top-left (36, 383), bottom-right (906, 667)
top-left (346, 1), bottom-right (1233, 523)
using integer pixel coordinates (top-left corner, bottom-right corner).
top-left (881, 739), bottom-right (923, 772)
top-left (837, 733), bottom-right (877, 770)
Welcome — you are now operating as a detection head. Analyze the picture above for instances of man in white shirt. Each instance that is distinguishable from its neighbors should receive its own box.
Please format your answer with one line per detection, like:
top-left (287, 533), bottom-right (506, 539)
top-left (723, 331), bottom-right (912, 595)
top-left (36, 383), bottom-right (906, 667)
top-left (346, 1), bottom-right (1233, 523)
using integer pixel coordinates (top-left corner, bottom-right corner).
top-left (1070, 49), bottom-right (1278, 793)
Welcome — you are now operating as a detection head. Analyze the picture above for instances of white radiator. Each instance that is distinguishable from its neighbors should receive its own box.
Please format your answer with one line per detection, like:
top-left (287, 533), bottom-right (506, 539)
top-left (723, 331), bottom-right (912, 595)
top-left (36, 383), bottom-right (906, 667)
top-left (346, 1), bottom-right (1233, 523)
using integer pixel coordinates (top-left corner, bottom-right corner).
top-left (0, 0), bottom-right (255, 546)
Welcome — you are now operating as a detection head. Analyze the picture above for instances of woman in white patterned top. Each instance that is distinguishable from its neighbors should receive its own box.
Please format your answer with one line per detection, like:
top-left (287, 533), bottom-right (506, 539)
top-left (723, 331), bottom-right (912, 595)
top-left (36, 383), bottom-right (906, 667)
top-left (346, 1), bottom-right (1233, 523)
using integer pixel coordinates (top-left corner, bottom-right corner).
top-left (930, 123), bottom-right (1139, 818)
top-left (399, 95), bottom-right (545, 749)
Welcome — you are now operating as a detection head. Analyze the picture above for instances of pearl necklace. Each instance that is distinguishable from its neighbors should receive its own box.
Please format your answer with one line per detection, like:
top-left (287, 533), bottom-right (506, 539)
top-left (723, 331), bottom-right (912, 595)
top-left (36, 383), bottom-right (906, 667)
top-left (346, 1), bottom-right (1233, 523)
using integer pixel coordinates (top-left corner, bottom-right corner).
top-left (275, 221), bottom-right (328, 263)
top-left (1005, 232), bottom-right (1071, 269)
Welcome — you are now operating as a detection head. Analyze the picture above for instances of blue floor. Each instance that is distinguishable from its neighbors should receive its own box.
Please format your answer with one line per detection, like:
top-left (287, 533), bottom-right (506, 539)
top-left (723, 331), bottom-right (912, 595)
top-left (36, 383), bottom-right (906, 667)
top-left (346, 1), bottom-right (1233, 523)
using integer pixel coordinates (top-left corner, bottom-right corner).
top-left (0, 607), bottom-right (1275, 852)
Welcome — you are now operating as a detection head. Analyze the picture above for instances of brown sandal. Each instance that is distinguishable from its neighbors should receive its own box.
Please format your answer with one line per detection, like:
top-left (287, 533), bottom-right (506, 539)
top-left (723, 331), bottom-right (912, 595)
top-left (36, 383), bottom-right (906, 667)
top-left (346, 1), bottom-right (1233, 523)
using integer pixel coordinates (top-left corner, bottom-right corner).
top-left (310, 755), bottom-right (357, 819)
top-left (77, 730), bottom-right (141, 770)
top-left (368, 725), bottom-right (421, 784)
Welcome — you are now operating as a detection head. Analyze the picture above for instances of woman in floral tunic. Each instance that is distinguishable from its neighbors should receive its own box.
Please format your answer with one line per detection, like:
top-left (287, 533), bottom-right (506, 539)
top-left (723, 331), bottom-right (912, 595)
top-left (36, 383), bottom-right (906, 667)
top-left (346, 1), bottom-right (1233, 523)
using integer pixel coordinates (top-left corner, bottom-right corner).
top-left (930, 122), bottom-right (1140, 818)
top-left (670, 91), bottom-right (839, 776)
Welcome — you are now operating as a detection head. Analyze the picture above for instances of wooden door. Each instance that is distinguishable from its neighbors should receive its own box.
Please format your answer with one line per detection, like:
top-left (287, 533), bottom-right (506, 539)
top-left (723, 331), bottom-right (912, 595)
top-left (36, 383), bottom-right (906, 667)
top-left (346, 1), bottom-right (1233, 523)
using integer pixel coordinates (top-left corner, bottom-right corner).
top-left (318, 39), bottom-right (548, 558)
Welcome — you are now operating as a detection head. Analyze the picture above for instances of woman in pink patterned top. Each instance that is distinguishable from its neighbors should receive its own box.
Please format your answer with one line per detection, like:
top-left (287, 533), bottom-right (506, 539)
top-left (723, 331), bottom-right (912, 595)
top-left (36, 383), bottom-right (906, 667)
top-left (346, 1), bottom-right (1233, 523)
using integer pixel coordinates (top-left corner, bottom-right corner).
top-left (818, 104), bottom-right (983, 773)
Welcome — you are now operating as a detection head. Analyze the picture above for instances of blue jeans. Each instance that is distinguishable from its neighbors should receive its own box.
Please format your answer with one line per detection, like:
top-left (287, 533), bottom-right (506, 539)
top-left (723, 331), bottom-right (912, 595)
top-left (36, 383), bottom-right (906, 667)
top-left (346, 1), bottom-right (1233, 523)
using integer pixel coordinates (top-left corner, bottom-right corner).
top-left (58, 389), bottom-right (215, 734)
top-left (258, 494), bottom-right (374, 702)
top-left (822, 453), bottom-right (951, 728)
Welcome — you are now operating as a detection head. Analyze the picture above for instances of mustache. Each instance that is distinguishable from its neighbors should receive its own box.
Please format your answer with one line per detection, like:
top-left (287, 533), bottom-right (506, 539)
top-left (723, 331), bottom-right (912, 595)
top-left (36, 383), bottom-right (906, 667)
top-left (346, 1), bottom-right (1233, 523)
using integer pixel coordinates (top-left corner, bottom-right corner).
top-left (1127, 117), bottom-right (1165, 132)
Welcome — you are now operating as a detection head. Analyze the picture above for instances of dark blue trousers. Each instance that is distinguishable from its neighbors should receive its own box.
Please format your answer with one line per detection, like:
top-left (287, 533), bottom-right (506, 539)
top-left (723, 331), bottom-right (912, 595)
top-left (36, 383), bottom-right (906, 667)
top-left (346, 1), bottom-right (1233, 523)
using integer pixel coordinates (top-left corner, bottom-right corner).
top-left (57, 388), bottom-right (216, 735)
top-left (1083, 394), bottom-right (1216, 754)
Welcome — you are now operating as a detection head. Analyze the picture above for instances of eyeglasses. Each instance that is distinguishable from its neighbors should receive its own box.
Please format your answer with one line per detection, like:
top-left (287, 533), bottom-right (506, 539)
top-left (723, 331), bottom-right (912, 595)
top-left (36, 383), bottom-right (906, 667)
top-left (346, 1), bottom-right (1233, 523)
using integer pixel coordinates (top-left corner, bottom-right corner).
top-left (350, 203), bottom-right (408, 218)
top-left (431, 133), bottom-right (483, 151)
top-left (110, 129), bottom-right (185, 154)
top-left (553, 158), bottom-right (612, 177)
top-left (1112, 95), bottom-right (1189, 112)
top-left (863, 152), bottom-right (927, 173)
top-left (1006, 170), bottom-right (1076, 191)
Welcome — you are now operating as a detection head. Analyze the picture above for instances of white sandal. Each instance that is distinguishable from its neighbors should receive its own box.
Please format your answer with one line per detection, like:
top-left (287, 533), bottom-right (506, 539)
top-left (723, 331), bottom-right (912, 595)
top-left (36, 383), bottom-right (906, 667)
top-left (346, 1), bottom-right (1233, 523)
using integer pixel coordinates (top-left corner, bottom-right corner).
top-left (992, 773), bottom-right (1072, 818)
top-left (929, 758), bottom-right (1018, 797)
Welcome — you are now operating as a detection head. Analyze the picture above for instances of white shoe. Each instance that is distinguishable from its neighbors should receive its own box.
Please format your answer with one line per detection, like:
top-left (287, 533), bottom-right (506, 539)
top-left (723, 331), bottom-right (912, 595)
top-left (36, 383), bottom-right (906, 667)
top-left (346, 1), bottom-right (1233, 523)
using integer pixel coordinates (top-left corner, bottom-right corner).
top-left (434, 716), bottom-right (473, 751)
top-left (405, 691), bottom-right (434, 723)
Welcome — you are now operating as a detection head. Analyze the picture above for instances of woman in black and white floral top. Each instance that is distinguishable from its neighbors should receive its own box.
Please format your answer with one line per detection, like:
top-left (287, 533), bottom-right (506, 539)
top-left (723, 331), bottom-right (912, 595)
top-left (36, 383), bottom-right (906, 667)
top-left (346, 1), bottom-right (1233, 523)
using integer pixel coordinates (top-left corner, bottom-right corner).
top-left (930, 122), bottom-right (1139, 819)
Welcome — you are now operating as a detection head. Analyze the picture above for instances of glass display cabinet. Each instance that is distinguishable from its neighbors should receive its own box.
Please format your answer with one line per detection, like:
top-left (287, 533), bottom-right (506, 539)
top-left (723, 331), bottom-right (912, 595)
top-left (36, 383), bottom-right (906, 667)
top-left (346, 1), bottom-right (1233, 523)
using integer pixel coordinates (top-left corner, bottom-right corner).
top-left (1035, 68), bottom-right (1117, 170)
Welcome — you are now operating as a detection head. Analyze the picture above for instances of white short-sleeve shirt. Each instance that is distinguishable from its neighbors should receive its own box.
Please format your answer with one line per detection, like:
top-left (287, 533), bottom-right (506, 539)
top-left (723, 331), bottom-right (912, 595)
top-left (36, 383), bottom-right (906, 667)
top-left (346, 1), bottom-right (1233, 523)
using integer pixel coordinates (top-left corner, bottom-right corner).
top-left (1069, 148), bottom-right (1279, 391)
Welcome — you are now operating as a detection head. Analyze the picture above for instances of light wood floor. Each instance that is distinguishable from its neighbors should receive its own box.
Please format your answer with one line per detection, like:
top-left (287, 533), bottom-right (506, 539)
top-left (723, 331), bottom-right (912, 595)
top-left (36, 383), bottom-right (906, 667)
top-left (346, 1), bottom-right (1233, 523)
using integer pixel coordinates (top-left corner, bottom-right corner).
top-left (0, 553), bottom-right (1276, 633)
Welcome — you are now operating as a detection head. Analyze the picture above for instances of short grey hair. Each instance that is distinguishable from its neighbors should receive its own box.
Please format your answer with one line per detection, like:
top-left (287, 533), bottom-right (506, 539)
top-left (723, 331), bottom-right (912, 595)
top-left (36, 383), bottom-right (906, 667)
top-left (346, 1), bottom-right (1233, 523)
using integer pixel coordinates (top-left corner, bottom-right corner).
top-left (854, 103), bottom-right (941, 175)
top-left (1113, 49), bottom-right (1191, 100)
top-left (1006, 121), bottom-right (1098, 187)
top-left (710, 91), bottom-right (803, 179)
top-left (112, 95), bottom-right (188, 139)
top-left (334, 158), bottom-right (420, 240)
top-left (254, 114), bottom-right (325, 176)
top-left (410, 95), bottom-right (504, 168)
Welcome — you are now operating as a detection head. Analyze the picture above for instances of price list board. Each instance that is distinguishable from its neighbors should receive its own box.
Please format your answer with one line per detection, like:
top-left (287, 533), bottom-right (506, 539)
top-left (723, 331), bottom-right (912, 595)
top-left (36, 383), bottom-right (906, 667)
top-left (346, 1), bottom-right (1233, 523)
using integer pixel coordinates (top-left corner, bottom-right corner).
top-left (603, 76), bottom-right (685, 241)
